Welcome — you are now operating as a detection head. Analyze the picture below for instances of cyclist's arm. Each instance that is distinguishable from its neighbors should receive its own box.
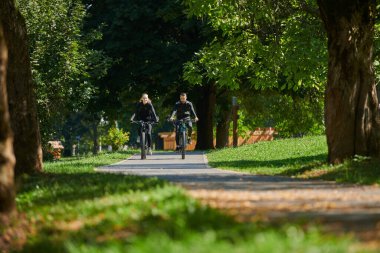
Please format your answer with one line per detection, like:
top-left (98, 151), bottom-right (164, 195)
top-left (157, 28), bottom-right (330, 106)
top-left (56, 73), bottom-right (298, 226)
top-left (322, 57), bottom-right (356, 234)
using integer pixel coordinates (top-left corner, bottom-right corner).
top-left (130, 113), bottom-right (136, 121)
top-left (133, 102), bottom-right (141, 121)
top-left (170, 104), bottom-right (178, 119)
top-left (150, 103), bottom-right (158, 122)
top-left (189, 102), bottom-right (198, 119)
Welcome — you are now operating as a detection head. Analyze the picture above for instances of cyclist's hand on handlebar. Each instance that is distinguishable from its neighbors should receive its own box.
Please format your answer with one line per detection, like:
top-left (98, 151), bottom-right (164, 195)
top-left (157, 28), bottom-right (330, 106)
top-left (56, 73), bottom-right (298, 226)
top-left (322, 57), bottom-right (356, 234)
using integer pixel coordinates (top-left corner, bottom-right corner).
top-left (195, 117), bottom-right (199, 122)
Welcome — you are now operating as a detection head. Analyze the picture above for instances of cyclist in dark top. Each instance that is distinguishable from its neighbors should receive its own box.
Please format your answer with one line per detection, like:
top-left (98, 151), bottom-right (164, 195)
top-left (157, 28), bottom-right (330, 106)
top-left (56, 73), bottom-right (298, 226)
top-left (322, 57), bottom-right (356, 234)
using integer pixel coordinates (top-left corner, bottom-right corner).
top-left (131, 93), bottom-right (158, 154)
top-left (170, 93), bottom-right (199, 147)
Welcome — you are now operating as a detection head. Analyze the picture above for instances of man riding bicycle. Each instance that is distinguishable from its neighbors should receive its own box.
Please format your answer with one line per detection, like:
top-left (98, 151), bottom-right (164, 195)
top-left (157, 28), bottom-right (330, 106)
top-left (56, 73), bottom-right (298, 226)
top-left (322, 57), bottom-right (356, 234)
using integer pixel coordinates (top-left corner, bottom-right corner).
top-left (170, 93), bottom-right (199, 148)
top-left (131, 93), bottom-right (158, 155)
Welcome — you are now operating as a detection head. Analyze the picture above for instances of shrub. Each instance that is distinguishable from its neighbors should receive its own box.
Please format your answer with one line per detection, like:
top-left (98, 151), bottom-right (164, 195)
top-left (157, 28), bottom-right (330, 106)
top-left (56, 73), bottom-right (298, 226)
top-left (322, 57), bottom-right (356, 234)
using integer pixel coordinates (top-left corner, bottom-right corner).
top-left (101, 127), bottom-right (129, 151)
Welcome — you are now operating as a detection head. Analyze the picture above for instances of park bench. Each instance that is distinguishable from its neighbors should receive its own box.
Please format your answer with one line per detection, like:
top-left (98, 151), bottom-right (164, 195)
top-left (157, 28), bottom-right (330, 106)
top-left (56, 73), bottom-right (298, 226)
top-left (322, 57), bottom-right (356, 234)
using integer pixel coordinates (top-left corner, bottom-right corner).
top-left (158, 127), bottom-right (276, 150)
top-left (158, 132), bottom-right (196, 151)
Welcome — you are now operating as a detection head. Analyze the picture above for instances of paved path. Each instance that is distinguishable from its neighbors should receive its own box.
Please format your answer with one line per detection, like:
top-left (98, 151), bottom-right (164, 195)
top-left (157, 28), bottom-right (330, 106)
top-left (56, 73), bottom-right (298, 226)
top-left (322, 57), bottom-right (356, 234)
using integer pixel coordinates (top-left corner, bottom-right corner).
top-left (97, 151), bottom-right (380, 241)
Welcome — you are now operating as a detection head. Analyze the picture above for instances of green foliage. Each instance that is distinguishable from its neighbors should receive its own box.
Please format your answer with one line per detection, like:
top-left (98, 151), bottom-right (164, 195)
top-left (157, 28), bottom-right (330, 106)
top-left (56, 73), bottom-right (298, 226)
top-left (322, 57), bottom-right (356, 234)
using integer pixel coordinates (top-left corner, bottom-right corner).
top-left (373, 6), bottom-right (380, 84)
top-left (183, 0), bottom-right (326, 92)
top-left (16, 0), bottom-right (113, 144)
top-left (238, 91), bottom-right (325, 137)
top-left (16, 152), bottom-right (355, 252)
top-left (100, 127), bottom-right (129, 151)
top-left (183, 0), bottom-right (326, 139)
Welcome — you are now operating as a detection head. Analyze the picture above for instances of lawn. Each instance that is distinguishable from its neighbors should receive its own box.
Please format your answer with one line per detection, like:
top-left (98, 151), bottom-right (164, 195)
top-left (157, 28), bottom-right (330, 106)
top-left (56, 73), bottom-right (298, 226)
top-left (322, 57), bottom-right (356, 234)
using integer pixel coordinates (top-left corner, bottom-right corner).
top-left (12, 151), bottom-right (360, 253)
top-left (207, 135), bottom-right (380, 185)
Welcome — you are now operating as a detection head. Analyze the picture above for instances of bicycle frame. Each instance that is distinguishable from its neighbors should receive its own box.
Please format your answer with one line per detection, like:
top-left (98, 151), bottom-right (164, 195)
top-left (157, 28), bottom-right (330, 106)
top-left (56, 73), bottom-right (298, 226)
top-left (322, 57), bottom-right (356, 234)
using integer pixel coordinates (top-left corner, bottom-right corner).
top-left (173, 119), bottom-right (195, 159)
top-left (132, 121), bottom-right (156, 159)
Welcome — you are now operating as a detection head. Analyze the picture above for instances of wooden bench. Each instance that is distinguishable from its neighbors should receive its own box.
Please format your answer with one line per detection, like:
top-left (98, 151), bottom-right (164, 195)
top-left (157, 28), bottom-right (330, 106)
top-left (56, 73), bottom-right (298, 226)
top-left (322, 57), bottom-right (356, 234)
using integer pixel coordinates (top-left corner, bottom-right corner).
top-left (158, 132), bottom-right (196, 150)
top-left (158, 127), bottom-right (276, 150)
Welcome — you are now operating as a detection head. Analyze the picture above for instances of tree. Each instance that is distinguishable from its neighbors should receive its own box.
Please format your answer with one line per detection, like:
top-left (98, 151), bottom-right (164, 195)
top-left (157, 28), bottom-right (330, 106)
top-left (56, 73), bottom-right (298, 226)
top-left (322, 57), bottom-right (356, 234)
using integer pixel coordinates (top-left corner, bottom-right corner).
top-left (215, 89), bottom-right (232, 148)
top-left (17, 0), bottom-right (112, 148)
top-left (194, 82), bottom-right (216, 149)
top-left (0, 0), bottom-right (42, 174)
top-left (184, 0), bottom-right (326, 91)
top-left (0, 24), bottom-right (15, 214)
top-left (317, 0), bottom-right (380, 163)
top-left (183, 0), bottom-right (326, 147)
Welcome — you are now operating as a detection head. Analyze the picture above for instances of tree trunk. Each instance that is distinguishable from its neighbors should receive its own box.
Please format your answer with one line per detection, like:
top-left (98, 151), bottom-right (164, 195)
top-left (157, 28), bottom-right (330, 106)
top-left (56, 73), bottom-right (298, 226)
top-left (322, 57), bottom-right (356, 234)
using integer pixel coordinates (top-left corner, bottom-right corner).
top-left (215, 90), bottom-right (231, 148)
top-left (0, 0), bottom-right (43, 174)
top-left (0, 24), bottom-right (15, 214)
top-left (63, 131), bottom-right (73, 157)
top-left (317, 0), bottom-right (380, 164)
top-left (92, 122), bottom-right (99, 155)
top-left (195, 83), bottom-right (216, 150)
top-left (215, 112), bottom-right (230, 148)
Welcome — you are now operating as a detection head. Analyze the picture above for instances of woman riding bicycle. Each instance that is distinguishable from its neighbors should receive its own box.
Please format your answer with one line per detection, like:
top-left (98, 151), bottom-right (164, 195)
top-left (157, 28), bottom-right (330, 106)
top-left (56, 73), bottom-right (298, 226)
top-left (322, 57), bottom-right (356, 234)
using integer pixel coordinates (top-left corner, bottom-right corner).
top-left (131, 93), bottom-right (158, 154)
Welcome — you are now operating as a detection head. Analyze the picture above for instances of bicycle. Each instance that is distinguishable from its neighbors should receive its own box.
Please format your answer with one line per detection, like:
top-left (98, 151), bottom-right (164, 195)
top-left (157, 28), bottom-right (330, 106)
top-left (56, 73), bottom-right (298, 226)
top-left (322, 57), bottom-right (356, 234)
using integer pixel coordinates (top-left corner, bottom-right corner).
top-left (131, 120), bottom-right (157, 159)
top-left (171, 118), bottom-right (196, 159)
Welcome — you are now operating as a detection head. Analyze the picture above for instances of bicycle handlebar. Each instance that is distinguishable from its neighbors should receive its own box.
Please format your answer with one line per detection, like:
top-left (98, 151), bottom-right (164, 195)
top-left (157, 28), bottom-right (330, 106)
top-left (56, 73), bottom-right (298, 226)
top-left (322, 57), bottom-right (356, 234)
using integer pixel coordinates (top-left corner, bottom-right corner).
top-left (131, 120), bottom-right (158, 125)
top-left (169, 118), bottom-right (197, 124)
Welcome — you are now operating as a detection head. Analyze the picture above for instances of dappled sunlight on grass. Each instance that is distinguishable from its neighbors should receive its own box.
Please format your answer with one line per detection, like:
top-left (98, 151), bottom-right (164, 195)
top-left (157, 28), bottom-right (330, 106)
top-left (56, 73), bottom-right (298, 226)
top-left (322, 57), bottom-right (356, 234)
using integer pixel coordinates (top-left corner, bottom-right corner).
top-left (311, 157), bottom-right (380, 185)
top-left (207, 136), bottom-right (380, 185)
top-left (207, 136), bottom-right (327, 175)
top-left (15, 150), bottom-right (361, 252)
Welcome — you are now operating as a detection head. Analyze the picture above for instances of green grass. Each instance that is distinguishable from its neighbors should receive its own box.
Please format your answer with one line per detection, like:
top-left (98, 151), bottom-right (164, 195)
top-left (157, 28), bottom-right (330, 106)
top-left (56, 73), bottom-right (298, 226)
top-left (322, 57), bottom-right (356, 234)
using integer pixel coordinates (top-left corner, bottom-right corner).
top-left (207, 135), bottom-right (380, 185)
top-left (14, 151), bottom-right (360, 252)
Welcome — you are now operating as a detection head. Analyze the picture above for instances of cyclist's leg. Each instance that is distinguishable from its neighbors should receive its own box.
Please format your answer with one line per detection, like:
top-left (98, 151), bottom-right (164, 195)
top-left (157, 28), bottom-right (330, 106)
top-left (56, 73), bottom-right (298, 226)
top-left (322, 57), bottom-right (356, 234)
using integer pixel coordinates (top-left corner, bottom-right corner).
top-left (187, 121), bottom-right (193, 143)
top-left (147, 124), bottom-right (152, 148)
top-left (138, 126), bottom-right (142, 137)
top-left (175, 124), bottom-right (180, 146)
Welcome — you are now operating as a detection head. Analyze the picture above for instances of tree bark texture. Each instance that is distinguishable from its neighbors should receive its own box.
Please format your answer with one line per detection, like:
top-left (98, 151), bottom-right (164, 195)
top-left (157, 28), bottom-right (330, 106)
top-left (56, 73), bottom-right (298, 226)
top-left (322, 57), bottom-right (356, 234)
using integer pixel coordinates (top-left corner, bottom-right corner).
top-left (195, 83), bottom-right (216, 150)
top-left (215, 90), bottom-right (231, 148)
top-left (0, 24), bottom-right (15, 213)
top-left (317, 0), bottom-right (380, 163)
top-left (0, 0), bottom-right (43, 174)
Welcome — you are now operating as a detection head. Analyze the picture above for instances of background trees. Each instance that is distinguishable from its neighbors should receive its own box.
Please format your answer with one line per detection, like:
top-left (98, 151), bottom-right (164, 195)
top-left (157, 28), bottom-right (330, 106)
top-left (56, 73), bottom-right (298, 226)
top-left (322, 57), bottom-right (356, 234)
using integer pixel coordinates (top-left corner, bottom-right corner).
top-left (16, 0), bottom-right (112, 153)
top-left (183, 0), bottom-right (380, 162)
top-left (83, 0), bottom-right (216, 149)
top-left (9, 0), bottom-right (379, 163)
top-left (183, 0), bottom-right (326, 146)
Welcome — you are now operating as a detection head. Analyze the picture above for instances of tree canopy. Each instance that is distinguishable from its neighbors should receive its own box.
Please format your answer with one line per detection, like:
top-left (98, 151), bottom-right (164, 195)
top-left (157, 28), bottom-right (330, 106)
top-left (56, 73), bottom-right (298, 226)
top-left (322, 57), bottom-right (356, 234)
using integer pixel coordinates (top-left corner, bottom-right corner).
top-left (17, 0), bottom-right (112, 144)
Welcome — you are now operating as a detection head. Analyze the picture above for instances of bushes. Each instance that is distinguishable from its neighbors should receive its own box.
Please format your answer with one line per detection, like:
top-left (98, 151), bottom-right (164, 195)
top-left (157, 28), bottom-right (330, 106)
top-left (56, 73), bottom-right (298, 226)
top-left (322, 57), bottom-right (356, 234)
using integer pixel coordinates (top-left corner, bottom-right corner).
top-left (101, 127), bottom-right (129, 151)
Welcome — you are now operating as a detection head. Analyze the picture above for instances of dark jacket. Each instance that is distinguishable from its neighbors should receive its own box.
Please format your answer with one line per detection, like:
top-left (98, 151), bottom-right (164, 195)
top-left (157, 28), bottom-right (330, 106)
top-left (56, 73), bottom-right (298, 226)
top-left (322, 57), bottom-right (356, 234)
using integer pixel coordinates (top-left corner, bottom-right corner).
top-left (171, 101), bottom-right (198, 120)
top-left (134, 102), bottom-right (158, 122)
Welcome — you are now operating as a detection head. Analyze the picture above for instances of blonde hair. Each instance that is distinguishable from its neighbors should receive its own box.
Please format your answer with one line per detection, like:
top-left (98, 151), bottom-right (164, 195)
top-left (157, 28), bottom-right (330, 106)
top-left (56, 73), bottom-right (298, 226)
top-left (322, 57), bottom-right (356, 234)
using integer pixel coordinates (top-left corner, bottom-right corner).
top-left (140, 93), bottom-right (151, 103)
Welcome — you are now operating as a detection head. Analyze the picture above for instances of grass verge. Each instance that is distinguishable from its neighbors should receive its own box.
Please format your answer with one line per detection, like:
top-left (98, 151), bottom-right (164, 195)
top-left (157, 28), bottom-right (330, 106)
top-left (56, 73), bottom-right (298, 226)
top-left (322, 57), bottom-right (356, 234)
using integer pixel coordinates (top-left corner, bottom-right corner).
top-left (12, 151), bottom-right (360, 252)
top-left (207, 135), bottom-right (380, 185)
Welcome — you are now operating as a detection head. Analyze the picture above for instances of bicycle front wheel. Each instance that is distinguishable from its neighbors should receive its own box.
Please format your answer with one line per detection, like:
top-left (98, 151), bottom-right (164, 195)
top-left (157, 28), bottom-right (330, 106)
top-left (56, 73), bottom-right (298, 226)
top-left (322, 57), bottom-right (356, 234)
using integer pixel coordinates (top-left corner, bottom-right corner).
top-left (181, 131), bottom-right (186, 159)
top-left (140, 131), bottom-right (146, 159)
